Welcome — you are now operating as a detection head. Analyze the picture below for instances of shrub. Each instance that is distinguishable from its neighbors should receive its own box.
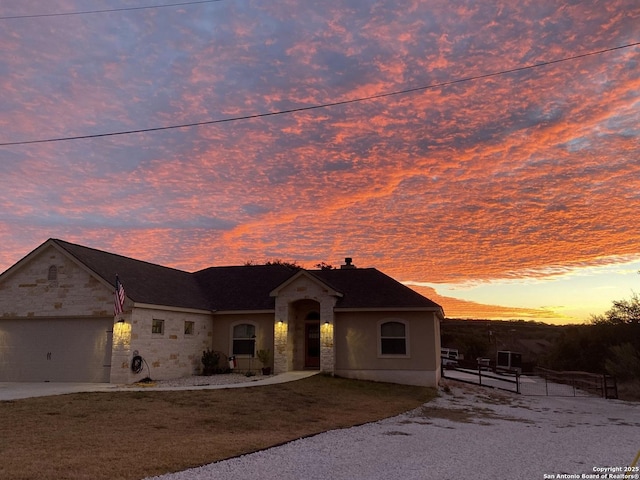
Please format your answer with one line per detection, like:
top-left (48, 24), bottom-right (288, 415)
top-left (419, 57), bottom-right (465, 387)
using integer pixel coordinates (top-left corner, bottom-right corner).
top-left (256, 349), bottom-right (272, 366)
top-left (201, 349), bottom-right (220, 376)
top-left (605, 343), bottom-right (640, 381)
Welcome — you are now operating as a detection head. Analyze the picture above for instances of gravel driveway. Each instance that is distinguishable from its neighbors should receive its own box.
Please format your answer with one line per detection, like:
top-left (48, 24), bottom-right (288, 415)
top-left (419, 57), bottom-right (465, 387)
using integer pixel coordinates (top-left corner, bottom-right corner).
top-left (145, 381), bottom-right (639, 480)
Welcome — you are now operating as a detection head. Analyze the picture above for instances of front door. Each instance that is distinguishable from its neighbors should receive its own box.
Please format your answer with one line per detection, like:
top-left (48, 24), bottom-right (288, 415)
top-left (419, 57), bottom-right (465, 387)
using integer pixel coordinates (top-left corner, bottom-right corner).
top-left (304, 322), bottom-right (320, 369)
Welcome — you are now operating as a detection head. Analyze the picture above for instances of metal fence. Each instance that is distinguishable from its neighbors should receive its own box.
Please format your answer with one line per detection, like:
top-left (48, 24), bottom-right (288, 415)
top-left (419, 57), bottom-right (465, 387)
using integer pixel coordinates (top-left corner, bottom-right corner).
top-left (441, 363), bottom-right (521, 394)
top-left (441, 360), bottom-right (618, 399)
top-left (527, 367), bottom-right (618, 399)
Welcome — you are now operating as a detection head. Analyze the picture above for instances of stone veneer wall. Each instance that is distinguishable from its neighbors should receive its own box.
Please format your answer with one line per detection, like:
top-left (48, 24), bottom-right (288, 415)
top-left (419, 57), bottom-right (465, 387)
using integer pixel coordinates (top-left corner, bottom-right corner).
top-left (273, 274), bottom-right (338, 375)
top-left (0, 245), bottom-right (113, 318)
top-left (320, 320), bottom-right (335, 373)
top-left (110, 307), bottom-right (213, 384)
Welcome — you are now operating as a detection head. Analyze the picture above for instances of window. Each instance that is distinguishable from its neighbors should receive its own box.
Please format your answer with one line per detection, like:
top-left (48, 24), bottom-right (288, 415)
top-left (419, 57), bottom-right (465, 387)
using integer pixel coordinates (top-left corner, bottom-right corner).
top-left (47, 265), bottom-right (58, 282)
top-left (184, 321), bottom-right (194, 335)
top-left (380, 321), bottom-right (407, 355)
top-left (232, 323), bottom-right (256, 356)
top-left (152, 319), bottom-right (165, 335)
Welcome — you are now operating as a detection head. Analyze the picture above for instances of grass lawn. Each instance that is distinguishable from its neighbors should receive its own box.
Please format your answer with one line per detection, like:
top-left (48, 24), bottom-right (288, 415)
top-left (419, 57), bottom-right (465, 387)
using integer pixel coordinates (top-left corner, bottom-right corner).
top-left (0, 375), bottom-right (436, 480)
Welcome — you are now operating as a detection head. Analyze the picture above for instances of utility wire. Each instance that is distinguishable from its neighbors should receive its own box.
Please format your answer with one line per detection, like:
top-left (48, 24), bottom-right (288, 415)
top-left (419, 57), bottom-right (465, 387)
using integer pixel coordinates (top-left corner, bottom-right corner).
top-left (0, 0), bottom-right (225, 20)
top-left (1, 41), bottom-right (637, 147)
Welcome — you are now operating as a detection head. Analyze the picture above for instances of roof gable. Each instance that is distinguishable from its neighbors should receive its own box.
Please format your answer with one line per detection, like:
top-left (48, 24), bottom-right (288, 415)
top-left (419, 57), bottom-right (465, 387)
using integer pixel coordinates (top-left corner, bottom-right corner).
top-left (269, 270), bottom-right (343, 298)
top-left (0, 239), bottom-right (64, 284)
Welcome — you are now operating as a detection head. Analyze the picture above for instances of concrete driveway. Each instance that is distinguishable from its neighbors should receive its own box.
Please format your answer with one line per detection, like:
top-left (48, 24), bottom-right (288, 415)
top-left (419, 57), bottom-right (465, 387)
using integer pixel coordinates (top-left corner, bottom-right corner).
top-left (0, 371), bottom-right (318, 401)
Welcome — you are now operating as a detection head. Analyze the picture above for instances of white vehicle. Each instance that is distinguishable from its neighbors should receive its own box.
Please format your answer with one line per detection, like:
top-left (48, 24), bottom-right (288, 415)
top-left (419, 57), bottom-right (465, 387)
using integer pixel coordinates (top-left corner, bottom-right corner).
top-left (441, 348), bottom-right (459, 367)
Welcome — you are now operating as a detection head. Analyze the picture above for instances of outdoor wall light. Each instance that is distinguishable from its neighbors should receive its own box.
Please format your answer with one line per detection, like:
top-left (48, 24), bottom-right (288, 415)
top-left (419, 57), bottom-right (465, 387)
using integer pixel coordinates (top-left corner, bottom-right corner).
top-left (116, 318), bottom-right (125, 324)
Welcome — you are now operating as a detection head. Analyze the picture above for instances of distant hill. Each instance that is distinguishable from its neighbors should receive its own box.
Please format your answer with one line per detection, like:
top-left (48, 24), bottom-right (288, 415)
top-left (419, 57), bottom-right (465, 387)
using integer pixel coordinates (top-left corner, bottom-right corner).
top-left (440, 318), bottom-right (563, 371)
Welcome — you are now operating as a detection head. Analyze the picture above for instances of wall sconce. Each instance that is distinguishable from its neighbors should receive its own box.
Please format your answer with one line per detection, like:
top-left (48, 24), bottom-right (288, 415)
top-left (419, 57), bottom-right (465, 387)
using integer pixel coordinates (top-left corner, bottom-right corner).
top-left (321, 320), bottom-right (334, 348)
top-left (116, 318), bottom-right (125, 324)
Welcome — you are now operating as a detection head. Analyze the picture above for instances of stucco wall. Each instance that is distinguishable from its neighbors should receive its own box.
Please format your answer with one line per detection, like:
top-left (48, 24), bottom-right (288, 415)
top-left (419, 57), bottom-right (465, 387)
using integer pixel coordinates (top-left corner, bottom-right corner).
top-left (111, 307), bottom-right (213, 383)
top-left (0, 245), bottom-right (113, 318)
top-left (334, 310), bottom-right (441, 386)
top-left (210, 313), bottom-right (274, 373)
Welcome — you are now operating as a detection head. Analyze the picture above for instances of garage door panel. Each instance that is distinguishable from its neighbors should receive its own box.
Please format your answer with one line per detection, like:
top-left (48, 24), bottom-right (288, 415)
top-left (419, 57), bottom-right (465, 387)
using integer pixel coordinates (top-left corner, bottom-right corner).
top-left (0, 318), bottom-right (113, 382)
top-left (0, 321), bottom-right (48, 382)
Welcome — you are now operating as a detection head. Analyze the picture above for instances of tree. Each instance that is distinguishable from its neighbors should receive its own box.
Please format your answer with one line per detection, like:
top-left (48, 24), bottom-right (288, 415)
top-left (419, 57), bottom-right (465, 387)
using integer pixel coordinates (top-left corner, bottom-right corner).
top-left (244, 259), bottom-right (303, 269)
top-left (591, 292), bottom-right (640, 325)
top-left (314, 262), bottom-right (335, 270)
top-left (544, 291), bottom-right (640, 375)
top-left (264, 259), bottom-right (302, 270)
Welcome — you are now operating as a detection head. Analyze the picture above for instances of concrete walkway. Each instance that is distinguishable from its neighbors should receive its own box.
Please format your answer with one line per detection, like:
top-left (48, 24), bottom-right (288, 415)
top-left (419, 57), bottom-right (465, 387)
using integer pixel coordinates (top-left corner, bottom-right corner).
top-left (0, 371), bottom-right (319, 401)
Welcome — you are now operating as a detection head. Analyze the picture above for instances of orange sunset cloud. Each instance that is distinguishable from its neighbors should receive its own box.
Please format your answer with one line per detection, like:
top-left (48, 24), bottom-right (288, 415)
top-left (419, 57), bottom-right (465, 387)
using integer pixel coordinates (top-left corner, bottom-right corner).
top-left (0, 1), bottom-right (638, 323)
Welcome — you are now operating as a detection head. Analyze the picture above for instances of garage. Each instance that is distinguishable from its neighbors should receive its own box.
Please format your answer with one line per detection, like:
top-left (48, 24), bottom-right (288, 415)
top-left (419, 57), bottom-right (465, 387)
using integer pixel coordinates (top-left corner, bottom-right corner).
top-left (0, 317), bottom-right (113, 383)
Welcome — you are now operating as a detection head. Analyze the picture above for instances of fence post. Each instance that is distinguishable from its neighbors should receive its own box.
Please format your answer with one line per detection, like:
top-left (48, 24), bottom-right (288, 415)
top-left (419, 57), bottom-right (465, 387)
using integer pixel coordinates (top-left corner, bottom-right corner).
top-left (603, 375), bottom-right (618, 399)
top-left (545, 373), bottom-right (548, 396)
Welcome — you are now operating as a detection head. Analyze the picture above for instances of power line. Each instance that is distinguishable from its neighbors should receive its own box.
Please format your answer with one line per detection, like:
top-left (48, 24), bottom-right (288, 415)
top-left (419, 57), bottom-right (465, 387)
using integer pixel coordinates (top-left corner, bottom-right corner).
top-left (0, 0), bottom-right (225, 20)
top-left (1, 42), bottom-right (637, 147)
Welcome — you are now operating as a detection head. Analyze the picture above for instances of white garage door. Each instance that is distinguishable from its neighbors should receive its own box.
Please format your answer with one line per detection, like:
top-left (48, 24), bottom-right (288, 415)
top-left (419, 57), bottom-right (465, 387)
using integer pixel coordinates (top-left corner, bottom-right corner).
top-left (0, 317), bottom-right (113, 382)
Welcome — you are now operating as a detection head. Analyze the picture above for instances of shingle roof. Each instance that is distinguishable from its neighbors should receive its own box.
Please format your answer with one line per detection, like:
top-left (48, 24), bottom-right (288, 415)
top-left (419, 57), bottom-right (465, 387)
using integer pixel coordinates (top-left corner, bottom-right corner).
top-left (49, 239), bottom-right (442, 314)
top-left (311, 268), bottom-right (442, 310)
top-left (52, 239), bottom-right (210, 310)
top-left (193, 265), bottom-right (298, 311)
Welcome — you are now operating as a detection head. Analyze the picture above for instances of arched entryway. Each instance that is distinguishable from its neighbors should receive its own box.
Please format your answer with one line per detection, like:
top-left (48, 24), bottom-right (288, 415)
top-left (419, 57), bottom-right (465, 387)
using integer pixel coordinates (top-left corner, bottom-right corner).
top-left (290, 299), bottom-right (321, 370)
top-left (271, 271), bottom-right (339, 375)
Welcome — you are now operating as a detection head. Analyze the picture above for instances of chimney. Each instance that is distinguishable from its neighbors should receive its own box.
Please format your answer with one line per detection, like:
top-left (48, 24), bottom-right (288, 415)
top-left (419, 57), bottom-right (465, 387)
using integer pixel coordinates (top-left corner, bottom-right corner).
top-left (341, 257), bottom-right (356, 269)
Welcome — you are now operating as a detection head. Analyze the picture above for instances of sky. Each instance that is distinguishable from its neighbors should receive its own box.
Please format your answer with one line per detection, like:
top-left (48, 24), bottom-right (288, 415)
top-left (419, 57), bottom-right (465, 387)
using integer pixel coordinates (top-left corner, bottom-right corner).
top-left (0, 0), bottom-right (639, 325)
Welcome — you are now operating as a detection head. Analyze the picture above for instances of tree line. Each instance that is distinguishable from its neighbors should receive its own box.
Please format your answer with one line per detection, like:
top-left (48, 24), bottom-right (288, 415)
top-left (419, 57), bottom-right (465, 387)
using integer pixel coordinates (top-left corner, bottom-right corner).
top-left (544, 292), bottom-right (640, 381)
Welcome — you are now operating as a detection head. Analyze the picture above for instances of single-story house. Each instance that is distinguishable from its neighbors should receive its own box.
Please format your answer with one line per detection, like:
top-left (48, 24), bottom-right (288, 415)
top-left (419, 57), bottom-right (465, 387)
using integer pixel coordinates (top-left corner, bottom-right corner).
top-left (0, 239), bottom-right (444, 386)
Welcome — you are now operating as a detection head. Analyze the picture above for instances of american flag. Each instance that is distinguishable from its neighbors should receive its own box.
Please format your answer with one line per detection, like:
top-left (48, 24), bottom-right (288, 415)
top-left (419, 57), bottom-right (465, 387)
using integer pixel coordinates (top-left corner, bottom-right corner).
top-left (114, 275), bottom-right (126, 316)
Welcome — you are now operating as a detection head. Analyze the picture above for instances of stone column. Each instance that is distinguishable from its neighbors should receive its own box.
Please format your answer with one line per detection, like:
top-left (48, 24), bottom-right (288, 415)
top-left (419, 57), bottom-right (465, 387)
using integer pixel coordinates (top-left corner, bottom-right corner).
top-left (319, 299), bottom-right (336, 374)
top-left (109, 314), bottom-right (132, 384)
top-left (273, 299), bottom-right (289, 374)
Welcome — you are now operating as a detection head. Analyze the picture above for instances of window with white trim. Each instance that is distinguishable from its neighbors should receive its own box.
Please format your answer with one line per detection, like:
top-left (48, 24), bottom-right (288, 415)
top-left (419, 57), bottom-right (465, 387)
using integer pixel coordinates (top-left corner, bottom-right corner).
top-left (232, 323), bottom-right (256, 356)
top-left (380, 321), bottom-right (407, 355)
